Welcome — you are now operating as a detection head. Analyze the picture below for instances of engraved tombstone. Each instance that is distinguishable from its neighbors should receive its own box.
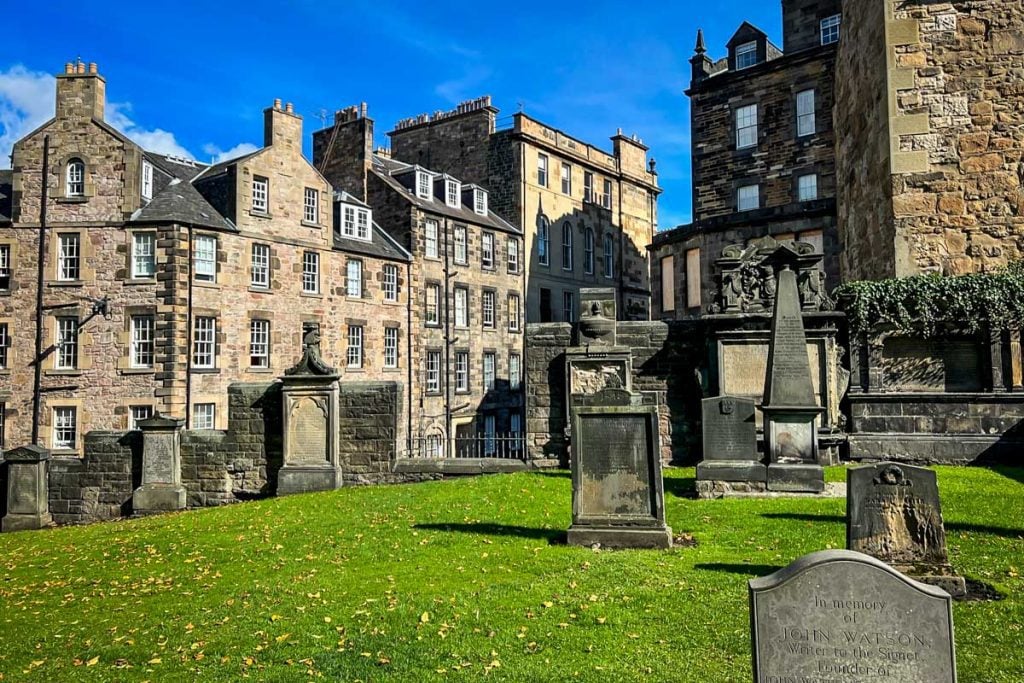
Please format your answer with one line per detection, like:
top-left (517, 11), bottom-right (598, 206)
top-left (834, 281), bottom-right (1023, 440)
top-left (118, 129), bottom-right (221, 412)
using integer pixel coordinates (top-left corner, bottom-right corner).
top-left (750, 549), bottom-right (956, 683)
top-left (132, 415), bottom-right (187, 514)
top-left (760, 246), bottom-right (825, 492)
top-left (697, 396), bottom-right (763, 485)
top-left (848, 463), bottom-right (966, 598)
top-left (567, 386), bottom-right (671, 549)
top-left (2, 445), bottom-right (52, 532)
top-left (278, 330), bottom-right (342, 495)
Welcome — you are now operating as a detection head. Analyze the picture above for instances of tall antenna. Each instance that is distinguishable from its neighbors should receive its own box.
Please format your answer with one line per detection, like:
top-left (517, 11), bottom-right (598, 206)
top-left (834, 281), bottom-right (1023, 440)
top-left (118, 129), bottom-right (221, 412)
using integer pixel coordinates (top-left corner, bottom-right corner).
top-left (316, 109), bottom-right (329, 127)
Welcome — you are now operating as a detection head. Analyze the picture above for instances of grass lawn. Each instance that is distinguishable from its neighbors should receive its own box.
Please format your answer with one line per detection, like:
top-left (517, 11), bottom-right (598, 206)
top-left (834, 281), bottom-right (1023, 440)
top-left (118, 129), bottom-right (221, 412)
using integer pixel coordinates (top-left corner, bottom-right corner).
top-left (0, 465), bottom-right (1022, 682)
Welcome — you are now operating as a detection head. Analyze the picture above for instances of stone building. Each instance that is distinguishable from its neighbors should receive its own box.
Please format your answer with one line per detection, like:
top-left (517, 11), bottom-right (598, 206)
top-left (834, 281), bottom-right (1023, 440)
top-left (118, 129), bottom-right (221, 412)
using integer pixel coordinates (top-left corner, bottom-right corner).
top-left (313, 106), bottom-right (525, 456)
top-left (0, 62), bottom-right (411, 452)
top-left (380, 98), bottom-right (661, 322)
top-left (650, 0), bottom-right (842, 320)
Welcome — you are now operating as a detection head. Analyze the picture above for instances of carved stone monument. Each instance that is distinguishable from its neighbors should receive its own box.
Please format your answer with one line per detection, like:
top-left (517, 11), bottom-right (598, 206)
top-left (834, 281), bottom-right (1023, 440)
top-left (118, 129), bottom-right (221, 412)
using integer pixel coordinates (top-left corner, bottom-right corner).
top-left (761, 246), bottom-right (825, 492)
top-left (750, 550), bottom-right (956, 683)
top-left (565, 289), bottom-right (630, 417)
top-left (696, 396), bottom-right (763, 494)
top-left (132, 415), bottom-right (187, 514)
top-left (2, 445), bottom-right (52, 532)
top-left (848, 463), bottom-right (966, 598)
top-left (568, 385), bottom-right (671, 549)
top-left (278, 329), bottom-right (342, 495)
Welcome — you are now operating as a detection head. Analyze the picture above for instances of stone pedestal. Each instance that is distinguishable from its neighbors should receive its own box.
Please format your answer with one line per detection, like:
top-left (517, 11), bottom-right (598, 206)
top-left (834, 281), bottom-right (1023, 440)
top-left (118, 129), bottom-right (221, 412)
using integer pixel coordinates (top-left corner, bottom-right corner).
top-left (697, 395), bottom-right (764, 489)
top-left (2, 445), bottom-right (52, 532)
top-left (132, 415), bottom-right (187, 514)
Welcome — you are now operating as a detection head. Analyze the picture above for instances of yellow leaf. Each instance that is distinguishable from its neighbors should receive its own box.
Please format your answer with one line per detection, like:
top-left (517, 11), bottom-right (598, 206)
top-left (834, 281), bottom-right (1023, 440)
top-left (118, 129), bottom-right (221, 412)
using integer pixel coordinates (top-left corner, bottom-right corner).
top-left (271, 614), bottom-right (283, 622)
top-left (420, 612), bottom-right (430, 623)
top-left (148, 657), bottom-right (162, 665)
top-left (542, 601), bottom-right (553, 608)
top-left (276, 633), bottom-right (291, 643)
top-left (86, 656), bottom-right (99, 667)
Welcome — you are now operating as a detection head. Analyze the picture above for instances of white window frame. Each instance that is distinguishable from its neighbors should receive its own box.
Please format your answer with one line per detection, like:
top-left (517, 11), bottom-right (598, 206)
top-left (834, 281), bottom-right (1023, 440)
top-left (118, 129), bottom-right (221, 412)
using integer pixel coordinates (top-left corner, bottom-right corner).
top-left (509, 353), bottom-right (521, 390)
top-left (251, 243), bottom-right (270, 288)
top-left (821, 14), bottom-right (841, 45)
top-left (796, 89), bottom-right (816, 137)
top-left (537, 154), bottom-right (548, 187)
top-left (346, 259), bottom-right (363, 298)
top-left (55, 317), bottom-right (78, 370)
top-left (738, 184), bottom-right (760, 211)
top-left (252, 176), bottom-right (268, 213)
top-left (604, 238), bottom-right (614, 279)
top-left (482, 290), bottom-right (496, 329)
top-left (0, 244), bottom-right (10, 291)
top-left (192, 316), bottom-right (216, 369)
top-left (425, 219), bottom-right (439, 258)
top-left (562, 291), bottom-right (576, 323)
top-left (57, 233), bottom-right (80, 281)
top-left (455, 351), bottom-right (469, 392)
top-left (561, 162), bottom-right (572, 195)
top-left (193, 234), bottom-right (216, 283)
top-left (425, 284), bottom-right (440, 326)
top-left (454, 286), bottom-right (469, 328)
top-left (0, 323), bottom-right (8, 369)
top-left (346, 325), bottom-right (363, 369)
top-left (798, 174), bottom-right (819, 202)
top-left (426, 351), bottom-right (441, 393)
top-left (130, 314), bottom-right (155, 369)
top-left (384, 327), bottom-right (399, 368)
top-left (538, 217), bottom-right (550, 266)
top-left (562, 223), bottom-right (573, 271)
top-left (356, 207), bottom-right (370, 240)
top-left (66, 159), bottom-right (85, 197)
top-left (302, 251), bottom-right (320, 294)
top-left (474, 189), bottom-right (487, 215)
top-left (483, 352), bottom-right (496, 392)
top-left (584, 171), bottom-right (594, 203)
top-left (130, 405), bottom-right (153, 431)
top-left (507, 238), bottom-right (519, 273)
top-left (454, 226), bottom-right (468, 264)
top-left (602, 179), bottom-right (612, 210)
top-left (141, 160), bottom-right (153, 201)
top-left (445, 179), bottom-right (460, 208)
top-left (508, 294), bottom-right (521, 332)
top-left (131, 231), bottom-right (156, 279)
top-left (416, 171), bottom-right (433, 200)
top-left (192, 403), bottom-right (215, 430)
top-left (383, 264), bottom-right (399, 302)
top-left (250, 319), bottom-right (270, 368)
top-left (53, 406), bottom-right (77, 450)
top-left (735, 41), bottom-right (758, 69)
top-left (482, 232), bottom-right (495, 269)
top-left (304, 187), bottom-right (318, 224)
top-left (735, 104), bottom-right (758, 149)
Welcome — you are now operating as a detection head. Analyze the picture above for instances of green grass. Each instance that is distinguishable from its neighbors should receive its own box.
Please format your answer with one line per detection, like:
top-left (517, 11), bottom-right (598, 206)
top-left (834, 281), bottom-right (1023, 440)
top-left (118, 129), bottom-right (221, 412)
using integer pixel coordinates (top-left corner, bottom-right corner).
top-left (0, 466), bottom-right (1022, 682)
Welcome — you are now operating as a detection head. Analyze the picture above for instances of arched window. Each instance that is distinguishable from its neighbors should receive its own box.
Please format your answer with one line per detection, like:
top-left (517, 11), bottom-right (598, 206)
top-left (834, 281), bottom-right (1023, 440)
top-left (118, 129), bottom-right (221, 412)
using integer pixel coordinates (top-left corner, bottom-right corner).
top-left (604, 237), bottom-right (614, 279)
top-left (584, 228), bottom-right (595, 275)
top-left (561, 222), bottom-right (573, 271)
top-left (66, 158), bottom-right (85, 197)
top-left (538, 216), bottom-right (550, 266)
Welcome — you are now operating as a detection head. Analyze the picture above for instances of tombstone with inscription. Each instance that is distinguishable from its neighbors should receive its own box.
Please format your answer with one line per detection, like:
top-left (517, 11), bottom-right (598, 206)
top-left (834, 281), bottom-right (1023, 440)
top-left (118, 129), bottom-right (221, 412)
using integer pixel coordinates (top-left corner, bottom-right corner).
top-left (750, 549), bottom-right (956, 683)
top-left (697, 395), bottom-right (763, 490)
top-left (278, 329), bottom-right (342, 495)
top-left (761, 246), bottom-right (825, 493)
top-left (2, 445), bottom-right (52, 532)
top-left (848, 463), bottom-right (966, 598)
top-left (565, 288), bottom-right (631, 419)
top-left (132, 415), bottom-right (187, 514)
top-left (567, 384), bottom-right (671, 549)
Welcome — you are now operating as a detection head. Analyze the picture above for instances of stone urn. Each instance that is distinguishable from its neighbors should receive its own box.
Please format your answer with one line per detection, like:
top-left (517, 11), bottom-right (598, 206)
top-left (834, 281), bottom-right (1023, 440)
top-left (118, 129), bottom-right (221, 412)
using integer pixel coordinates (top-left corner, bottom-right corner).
top-left (579, 302), bottom-right (615, 345)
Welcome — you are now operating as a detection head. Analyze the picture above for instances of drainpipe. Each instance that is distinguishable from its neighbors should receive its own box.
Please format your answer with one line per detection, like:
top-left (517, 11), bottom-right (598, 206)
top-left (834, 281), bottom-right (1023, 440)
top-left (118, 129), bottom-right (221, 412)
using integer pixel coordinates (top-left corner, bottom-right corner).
top-left (31, 136), bottom-right (49, 445)
top-left (405, 259), bottom-right (412, 455)
top-left (185, 225), bottom-right (193, 428)
top-left (442, 217), bottom-right (452, 445)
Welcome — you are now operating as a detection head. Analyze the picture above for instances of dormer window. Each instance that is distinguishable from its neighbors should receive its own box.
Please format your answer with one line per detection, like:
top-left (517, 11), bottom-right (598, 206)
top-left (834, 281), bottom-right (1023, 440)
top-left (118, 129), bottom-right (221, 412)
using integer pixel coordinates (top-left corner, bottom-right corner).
top-left (416, 171), bottom-right (432, 200)
top-left (66, 159), bottom-right (85, 197)
top-left (141, 161), bottom-right (153, 201)
top-left (474, 188), bottom-right (487, 216)
top-left (341, 204), bottom-right (372, 241)
top-left (735, 41), bottom-right (758, 70)
top-left (445, 179), bottom-right (460, 208)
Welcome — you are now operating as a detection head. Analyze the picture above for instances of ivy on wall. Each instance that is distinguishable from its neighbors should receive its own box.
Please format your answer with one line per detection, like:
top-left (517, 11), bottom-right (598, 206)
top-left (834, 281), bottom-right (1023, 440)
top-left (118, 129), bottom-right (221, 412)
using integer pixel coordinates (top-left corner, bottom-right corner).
top-left (836, 261), bottom-right (1024, 336)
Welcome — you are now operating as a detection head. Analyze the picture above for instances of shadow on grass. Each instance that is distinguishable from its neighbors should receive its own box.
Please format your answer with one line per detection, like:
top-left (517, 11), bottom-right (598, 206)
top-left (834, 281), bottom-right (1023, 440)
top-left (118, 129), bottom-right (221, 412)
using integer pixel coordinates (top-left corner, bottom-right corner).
top-left (532, 470), bottom-right (571, 479)
top-left (762, 512), bottom-right (844, 523)
top-left (989, 466), bottom-right (1024, 488)
top-left (414, 523), bottom-right (566, 545)
top-left (763, 512), bottom-right (1024, 540)
top-left (694, 563), bottom-right (781, 577)
top-left (663, 476), bottom-right (697, 499)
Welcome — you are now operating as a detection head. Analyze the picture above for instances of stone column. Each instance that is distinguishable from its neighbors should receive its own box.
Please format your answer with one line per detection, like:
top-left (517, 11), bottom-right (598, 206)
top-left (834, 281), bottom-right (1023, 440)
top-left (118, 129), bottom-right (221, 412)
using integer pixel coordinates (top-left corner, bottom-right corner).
top-left (132, 415), bottom-right (187, 514)
top-left (1010, 329), bottom-right (1023, 392)
top-left (847, 334), bottom-right (865, 394)
top-left (990, 328), bottom-right (1006, 392)
top-left (2, 445), bottom-right (53, 532)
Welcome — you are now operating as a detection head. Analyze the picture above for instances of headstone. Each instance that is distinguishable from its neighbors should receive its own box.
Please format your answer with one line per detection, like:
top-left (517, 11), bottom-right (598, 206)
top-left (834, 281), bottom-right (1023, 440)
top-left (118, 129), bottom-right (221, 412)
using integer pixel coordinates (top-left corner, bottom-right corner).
top-left (565, 287), bottom-right (630, 426)
top-left (132, 415), bottom-right (187, 514)
top-left (760, 246), bottom-right (825, 493)
top-left (750, 549), bottom-right (957, 683)
top-left (567, 386), bottom-right (671, 549)
top-left (848, 463), bottom-right (966, 598)
top-left (697, 396), bottom-right (764, 483)
top-left (278, 329), bottom-right (342, 495)
top-left (2, 445), bottom-right (52, 532)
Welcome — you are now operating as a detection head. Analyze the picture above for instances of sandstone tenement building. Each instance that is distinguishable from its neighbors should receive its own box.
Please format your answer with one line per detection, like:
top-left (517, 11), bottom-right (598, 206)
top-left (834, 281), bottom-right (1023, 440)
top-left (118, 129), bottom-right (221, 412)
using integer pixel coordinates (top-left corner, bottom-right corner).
top-left (650, 0), bottom-right (842, 320)
top-left (381, 100), bottom-right (661, 323)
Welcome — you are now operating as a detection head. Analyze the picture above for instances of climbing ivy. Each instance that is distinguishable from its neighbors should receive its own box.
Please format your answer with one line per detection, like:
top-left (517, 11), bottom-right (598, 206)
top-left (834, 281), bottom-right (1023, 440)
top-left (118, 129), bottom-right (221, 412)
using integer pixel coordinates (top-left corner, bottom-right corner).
top-left (835, 261), bottom-right (1024, 336)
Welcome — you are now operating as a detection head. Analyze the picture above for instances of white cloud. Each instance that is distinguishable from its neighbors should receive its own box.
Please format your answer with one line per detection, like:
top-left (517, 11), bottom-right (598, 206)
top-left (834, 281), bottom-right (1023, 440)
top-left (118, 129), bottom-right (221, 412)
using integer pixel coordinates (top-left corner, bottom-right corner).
top-left (434, 65), bottom-right (492, 104)
top-left (201, 142), bottom-right (260, 164)
top-left (0, 65), bottom-right (55, 165)
top-left (106, 102), bottom-right (194, 159)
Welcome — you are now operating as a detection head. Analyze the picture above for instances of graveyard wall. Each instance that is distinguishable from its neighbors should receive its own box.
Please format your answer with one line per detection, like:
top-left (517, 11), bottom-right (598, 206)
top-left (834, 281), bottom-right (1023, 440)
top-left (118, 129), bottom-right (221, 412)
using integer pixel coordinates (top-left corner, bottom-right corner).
top-left (525, 320), bottom-right (705, 465)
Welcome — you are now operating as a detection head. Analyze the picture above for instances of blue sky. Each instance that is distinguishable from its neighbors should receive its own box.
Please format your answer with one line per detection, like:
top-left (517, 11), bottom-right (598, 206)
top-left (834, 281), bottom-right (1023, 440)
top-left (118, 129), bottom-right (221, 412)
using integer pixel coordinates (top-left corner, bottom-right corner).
top-left (0, 0), bottom-right (783, 229)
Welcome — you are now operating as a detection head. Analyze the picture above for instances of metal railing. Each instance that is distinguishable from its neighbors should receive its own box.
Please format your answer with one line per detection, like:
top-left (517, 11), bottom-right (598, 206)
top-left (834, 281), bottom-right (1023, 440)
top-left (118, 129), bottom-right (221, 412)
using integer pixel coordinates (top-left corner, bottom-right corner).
top-left (405, 432), bottom-right (526, 460)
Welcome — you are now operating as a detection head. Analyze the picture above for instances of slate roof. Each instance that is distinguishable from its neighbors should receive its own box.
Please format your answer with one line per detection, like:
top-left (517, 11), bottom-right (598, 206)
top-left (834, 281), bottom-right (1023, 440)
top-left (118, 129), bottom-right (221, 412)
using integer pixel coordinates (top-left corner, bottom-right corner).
top-left (192, 148), bottom-right (263, 182)
top-left (0, 169), bottom-right (11, 222)
top-left (130, 178), bottom-right (235, 231)
top-left (332, 193), bottom-right (411, 262)
top-left (145, 152), bottom-right (208, 182)
top-left (372, 156), bottom-right (521, 235)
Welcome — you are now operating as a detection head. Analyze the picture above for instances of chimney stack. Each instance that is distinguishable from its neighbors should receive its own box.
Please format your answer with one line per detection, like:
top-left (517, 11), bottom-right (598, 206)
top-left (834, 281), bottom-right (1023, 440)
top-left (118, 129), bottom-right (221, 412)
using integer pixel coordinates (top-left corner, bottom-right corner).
top-left (312, 102), bottom-right (375, 202)
top-left (56, 59), bottom-right (106, 121)
top-left (264, 98), bottom-right (302, 151)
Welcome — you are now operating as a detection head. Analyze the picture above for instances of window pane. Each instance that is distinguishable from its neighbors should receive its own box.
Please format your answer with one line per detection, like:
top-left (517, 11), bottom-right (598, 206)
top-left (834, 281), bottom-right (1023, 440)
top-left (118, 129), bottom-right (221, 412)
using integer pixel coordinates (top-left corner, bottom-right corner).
top-left (347, 260), bottom-right (362, 298)
top-left (384, 264), bottom-right (399, 301)
top-left (736, 104), bottom-right (758, 149)
top-left (736, 41), bottom-right (758, 69)
top-left (303, 252), bottom-right (319, 293)
top-left (132, 232), bottom-right (155, 278)
top-left (194, 235), bottom-right (216, 282)
top-left (58, 233), bottom-right (80, 281)
top-left (131, 315), bottom-right (155, 368)
top-left (797, 90), bottom-right (816, 137)
top-left (193, 317), bottom-right (216, 368)
top-left (425, 220), bottom-right (438, 258)
top-left (304, 188), bottom-right (318, 223)
top-left (193, 403), bottom-right (215, 430)
top-left (738, 185), bottom-right (759, 211)
top-left (482, 233), bottom-right (494, 268)
top-left (56, 317), bottom-right (78, 369)
top-left (798, 174), bottom-right (818, 202)
top-left (250, 319), bottom-right (269, 367)
top-left (384, 327), bottom-right (399, 368)
top-left (53, 406), bottom-right (77, 448)
top-left (251, 243), bottom-right (269, 287)
top-left (252, 177), bottom-right (268, 212)
top-left (347, 325), bottom-right (363, 368)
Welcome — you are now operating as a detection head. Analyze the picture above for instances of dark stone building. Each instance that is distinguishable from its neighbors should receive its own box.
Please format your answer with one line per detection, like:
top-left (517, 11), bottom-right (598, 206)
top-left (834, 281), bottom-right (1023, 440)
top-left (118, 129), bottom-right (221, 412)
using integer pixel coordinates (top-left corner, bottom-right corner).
top-left (650, 0), bottom-right (842, 320)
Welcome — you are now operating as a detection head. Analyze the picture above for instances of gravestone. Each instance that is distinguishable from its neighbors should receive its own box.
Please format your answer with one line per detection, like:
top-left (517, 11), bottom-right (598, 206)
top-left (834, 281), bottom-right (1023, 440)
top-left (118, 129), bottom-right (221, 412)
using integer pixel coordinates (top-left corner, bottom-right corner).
top-left (760, 246), bottom-right (825, 492)
top-left (848, 463), bottom-right (966, 598)
top-left (2, 445), bottom-right (52, 532)
top-left (278, 329), bottom-right (342, 495)
top-left (566, 288), bottom-right (630, 418)
top-left (697, 395), bottom-right (763, 484)
top-left (567, 385), bottom-right (671, 549)
top-left (750, 549), bottom-right (957, 683)
top-left (132, 415), bottom-right (187, 514)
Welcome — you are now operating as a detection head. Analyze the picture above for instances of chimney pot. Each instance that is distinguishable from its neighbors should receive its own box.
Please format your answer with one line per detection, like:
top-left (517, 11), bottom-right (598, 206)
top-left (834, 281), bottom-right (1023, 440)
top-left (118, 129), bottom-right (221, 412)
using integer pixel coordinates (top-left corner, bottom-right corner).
top-left (88, 62), bottom-right (97, 74)
top-left (76, 61), bottom-right (86, 74)
top-left (274, 98), bottom-right (282, 110)
top-left (285, 102), bottom-right (294, 113)
top-left (64, 62), bottom-right (73, 74)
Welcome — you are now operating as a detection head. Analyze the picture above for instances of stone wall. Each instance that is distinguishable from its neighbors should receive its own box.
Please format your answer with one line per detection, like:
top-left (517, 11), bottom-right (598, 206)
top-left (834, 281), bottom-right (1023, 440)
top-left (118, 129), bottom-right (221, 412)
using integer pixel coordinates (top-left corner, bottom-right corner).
top-left (339, 382), bottom-right (403, 484)
top-left (49, 431), bottom-right (141, 525)
top-left (524, 320), bottom-right (704, 465)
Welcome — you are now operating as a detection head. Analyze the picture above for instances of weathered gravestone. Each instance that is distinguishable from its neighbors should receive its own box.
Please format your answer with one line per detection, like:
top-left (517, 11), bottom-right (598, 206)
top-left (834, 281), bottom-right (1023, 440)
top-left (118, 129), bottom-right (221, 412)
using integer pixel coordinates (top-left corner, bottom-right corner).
top-left (761, 246), bottom-right (825, 493)
top-left (848, 463), bottom-right (966, 598)
top-left (567, 385), bottom-right (672, 549)
top-left (750, 549), bottom-right (956, 683)
top-left (697, 396), bottom-right (763, 490)
top-left (2, 445), bottom-right (52, 532)
top-left (132, 415), bottom-right (187, 515)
